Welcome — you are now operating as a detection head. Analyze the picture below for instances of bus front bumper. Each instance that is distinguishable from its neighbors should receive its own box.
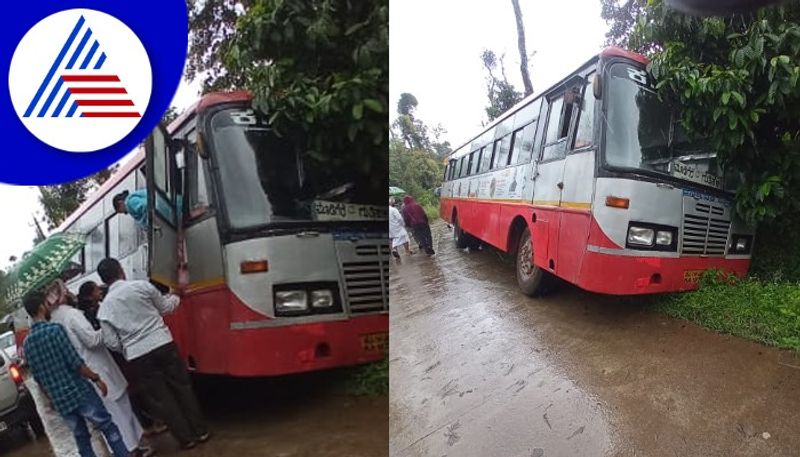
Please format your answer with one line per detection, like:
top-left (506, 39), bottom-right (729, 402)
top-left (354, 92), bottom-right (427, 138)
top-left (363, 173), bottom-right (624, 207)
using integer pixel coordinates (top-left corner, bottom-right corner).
top-left (576, 250), bottom-right (750, 295)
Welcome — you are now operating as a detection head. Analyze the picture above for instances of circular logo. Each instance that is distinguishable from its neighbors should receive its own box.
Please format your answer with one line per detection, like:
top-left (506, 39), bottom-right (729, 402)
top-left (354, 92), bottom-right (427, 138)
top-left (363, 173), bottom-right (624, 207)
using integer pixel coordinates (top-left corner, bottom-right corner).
top-left (8, 9), bottom-right (151, 153)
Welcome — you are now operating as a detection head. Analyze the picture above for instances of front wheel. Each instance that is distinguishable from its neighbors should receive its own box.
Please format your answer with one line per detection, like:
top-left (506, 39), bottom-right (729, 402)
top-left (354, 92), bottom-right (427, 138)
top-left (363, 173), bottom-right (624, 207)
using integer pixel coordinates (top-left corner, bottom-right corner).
top-left (453, 216), bottom-right (470, 249)
top-left (516, 228), bottom-right (546, 296)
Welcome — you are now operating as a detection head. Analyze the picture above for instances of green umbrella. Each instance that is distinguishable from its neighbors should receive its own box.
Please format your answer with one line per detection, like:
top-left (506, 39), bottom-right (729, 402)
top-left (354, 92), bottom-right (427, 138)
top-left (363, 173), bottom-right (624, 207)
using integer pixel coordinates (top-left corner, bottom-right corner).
top-left (4, 232), bottom-right (86, 303)
top-left (389, 186), bottom-right (406, 196)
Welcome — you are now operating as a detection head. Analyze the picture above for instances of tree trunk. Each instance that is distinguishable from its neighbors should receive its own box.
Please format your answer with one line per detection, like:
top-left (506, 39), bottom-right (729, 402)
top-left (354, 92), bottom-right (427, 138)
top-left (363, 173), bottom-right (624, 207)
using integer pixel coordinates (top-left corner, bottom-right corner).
top-left (511, 0), bottom-right (534, 96)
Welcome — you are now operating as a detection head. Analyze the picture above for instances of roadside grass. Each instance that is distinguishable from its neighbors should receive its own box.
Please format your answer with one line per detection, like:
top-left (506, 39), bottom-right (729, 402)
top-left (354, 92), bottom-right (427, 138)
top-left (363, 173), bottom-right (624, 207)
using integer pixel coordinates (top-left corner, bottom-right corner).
top-left (655, 271), bottom-right (800, 351)
top-left (345, 357), bottom-right (388, 396)
top-left (423, 203), bottom-right (439, 222)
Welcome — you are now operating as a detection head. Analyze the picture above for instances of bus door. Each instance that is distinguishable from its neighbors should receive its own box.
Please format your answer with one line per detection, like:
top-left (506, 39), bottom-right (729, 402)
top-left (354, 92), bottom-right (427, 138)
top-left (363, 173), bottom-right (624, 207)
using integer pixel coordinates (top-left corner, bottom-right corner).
top-left (144, 125), bottom-right (179, 289)
top-left (532, 91), bottom-right (573, 272)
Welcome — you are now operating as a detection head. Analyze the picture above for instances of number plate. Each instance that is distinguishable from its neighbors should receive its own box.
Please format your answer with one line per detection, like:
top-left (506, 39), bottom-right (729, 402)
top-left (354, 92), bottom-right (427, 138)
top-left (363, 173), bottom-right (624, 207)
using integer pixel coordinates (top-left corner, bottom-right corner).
top-left (684, 270), bottom-right (704, 283)
top-left (0, 421), bottom-right (7, 432)
top-left (361, 333), bottom-right (388, 353)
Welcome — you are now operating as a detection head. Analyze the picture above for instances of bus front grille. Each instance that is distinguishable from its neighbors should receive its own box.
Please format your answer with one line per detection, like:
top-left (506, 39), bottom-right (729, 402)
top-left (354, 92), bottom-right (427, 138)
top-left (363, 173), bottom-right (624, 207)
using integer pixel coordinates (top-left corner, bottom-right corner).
top-left (681, 200), bottom-right (731, 256)
top-left (342, 260), bottom-right (389, 313)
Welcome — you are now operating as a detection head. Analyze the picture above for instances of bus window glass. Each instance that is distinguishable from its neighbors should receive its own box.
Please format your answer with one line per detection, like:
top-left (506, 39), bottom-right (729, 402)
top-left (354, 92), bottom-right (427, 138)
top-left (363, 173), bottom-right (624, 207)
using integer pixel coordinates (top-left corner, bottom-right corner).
top-left (574, 78), bottom-right (595, 149)
top-left (476, 147), bottom-right (485, 173)
top-left (108, 213), bottom-right (137, 258)
top-left (509, 128), bottom-right (524, 164)
top-left (153, 129), bottom-right (170, 196)
top-left (469, 151), bottom-right (479, 174)
top-left (542, 96), bottom-right (567, 161)
top-left (85, 225), bottom-right (105, 272)
top-left (481, 143), bottom-right (494, 171)
top-left (516, 121), bottom-right (538, 164)
top-left (493, 135), bottom-right (512, 169)
top-left (191, 156), bottom-right (210, 210)
top-left (466, 152), bottom-right (475, 176)
top-left (458, 156), bottom-right (466, 178)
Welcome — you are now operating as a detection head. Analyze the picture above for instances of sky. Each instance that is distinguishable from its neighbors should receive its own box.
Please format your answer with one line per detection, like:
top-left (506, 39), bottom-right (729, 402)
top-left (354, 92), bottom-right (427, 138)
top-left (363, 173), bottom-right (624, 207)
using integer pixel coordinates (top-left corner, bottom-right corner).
top-left (390, 0), bottom-right (609, 150)
top-left (0, 77), bottom-right (202, 270)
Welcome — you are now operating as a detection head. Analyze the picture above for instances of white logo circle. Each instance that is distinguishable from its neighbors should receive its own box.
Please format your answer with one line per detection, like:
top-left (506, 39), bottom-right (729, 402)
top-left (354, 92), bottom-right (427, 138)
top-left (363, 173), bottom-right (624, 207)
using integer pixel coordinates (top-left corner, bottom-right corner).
top-left (8, 9), bottom-right (152, 153)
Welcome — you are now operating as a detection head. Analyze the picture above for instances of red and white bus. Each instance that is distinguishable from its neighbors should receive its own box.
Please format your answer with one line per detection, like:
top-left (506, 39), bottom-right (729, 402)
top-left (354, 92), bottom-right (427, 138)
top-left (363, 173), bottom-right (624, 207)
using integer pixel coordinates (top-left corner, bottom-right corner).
top-left (14, 92), bottom-right (389, 376)
top-left (440, 47), bottom-right (754, 296)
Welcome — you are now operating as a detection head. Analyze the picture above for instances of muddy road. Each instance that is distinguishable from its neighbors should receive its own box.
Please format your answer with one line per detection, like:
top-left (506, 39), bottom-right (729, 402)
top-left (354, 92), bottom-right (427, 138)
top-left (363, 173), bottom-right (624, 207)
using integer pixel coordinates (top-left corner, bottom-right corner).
top-left (1, 370), bottom-right (388, 457)
top-left (390, 221), bottom-right (800, 457)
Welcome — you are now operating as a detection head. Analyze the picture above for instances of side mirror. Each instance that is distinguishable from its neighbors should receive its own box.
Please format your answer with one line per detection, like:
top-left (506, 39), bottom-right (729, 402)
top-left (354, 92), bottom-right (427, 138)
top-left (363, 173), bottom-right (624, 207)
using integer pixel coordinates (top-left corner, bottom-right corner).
top-left (592, 74), bottom-right (602, 100)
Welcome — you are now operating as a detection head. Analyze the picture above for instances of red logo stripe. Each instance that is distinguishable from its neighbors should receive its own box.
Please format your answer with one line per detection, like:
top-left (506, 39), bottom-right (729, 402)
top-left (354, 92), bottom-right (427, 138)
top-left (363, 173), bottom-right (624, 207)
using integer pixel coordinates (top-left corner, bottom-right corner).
top-left (61, 75), bottom-right (120, 82)
top-left (82, 112), bottom-right (141, 118)
top-left (69, 87), bottom-right (128, 94)
top-left (76, 99), bottom-right (134, 106)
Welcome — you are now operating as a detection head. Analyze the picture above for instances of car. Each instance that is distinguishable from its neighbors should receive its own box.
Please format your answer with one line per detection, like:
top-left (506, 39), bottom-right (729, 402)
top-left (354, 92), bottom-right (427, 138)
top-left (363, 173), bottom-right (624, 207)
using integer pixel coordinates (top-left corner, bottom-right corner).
top-left (0, 331), bottom-right (18, 362)
top-left (0, 350), bottom-right (43, 439)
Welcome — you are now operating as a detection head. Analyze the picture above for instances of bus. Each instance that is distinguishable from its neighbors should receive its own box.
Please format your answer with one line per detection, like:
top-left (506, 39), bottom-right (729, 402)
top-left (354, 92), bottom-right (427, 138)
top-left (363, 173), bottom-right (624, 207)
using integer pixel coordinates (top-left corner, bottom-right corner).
top-left (439, 47), bottom-right (754, 296)
top-left (13, 91), bottom-right (389, 376)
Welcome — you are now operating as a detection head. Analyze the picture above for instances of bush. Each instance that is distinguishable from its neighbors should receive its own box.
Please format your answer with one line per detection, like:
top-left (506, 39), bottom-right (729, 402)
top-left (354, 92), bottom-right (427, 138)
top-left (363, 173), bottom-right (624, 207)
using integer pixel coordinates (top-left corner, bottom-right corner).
top-left (657, 271), bottom-right (800, 350)
top-left (345, 358), bottom-right (388, 396)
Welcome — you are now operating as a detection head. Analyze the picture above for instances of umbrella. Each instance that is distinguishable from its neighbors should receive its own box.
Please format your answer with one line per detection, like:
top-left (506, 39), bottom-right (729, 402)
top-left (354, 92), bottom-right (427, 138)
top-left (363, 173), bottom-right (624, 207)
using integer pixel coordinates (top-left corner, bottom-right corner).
top-left (389, 186), bottom-right (406, 196)
top-left (4, 232), bottom-right (86, 303)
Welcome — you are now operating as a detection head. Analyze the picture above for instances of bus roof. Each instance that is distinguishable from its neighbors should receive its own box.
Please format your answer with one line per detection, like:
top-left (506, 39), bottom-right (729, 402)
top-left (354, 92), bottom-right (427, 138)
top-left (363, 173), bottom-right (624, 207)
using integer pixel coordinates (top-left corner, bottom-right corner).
top-left (56, 91), bottom-right (253, 233)
top-left (446, 46), bottom-right (647, 161)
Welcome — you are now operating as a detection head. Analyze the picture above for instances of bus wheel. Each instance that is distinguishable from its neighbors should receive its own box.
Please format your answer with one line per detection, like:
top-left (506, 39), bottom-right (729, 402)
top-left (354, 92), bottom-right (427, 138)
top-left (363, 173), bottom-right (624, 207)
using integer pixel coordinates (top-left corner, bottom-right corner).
top-left (516, 228), bottom-right (545, 296)
top-left (453, 216), bottom-right (470, 249)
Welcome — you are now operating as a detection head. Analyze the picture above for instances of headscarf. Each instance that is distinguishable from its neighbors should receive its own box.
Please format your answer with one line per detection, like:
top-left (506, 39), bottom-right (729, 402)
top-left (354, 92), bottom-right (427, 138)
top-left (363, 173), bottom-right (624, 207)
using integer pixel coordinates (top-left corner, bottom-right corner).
top-left (402, 196), bottom-right (428, 226)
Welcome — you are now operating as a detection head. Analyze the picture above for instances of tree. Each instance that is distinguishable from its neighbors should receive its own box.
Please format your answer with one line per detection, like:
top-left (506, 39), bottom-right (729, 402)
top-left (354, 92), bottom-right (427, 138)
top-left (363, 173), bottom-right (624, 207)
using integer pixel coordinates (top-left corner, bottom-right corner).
top-left (187, 0), bottom-right (388, 198)
top-left (481, 50), bottom-right (523, 121)
top-left (163, 106), bottom-right (179, 125)
top-left (511, 0), bottom-right (534, 96)
top-left (38, 166), bottom-right (118, 230)
top-left (600, 0), bottom-right (647, 48)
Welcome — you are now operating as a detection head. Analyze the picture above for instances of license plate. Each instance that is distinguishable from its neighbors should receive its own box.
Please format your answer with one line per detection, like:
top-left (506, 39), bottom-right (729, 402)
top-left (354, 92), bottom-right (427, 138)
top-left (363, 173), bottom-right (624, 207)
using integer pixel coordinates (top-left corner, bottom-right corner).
top-left (0, 421), bottom-right (7, 432)
top-left (684, 270), bottom-right (704, 283)
top-left (361, 333), bottom-right (388, 353)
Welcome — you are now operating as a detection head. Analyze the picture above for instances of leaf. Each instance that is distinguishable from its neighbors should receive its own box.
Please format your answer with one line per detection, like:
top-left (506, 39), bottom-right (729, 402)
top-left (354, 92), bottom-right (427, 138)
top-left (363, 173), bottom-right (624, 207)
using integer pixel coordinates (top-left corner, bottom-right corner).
top-left (362, 98), bottom-right (383, 113)
top-left (731, 91), bottom-right (745, 107)
top-left (352, 103), bottom-right (364, 120)
top-left (722, 92), bottom-right (731, 105)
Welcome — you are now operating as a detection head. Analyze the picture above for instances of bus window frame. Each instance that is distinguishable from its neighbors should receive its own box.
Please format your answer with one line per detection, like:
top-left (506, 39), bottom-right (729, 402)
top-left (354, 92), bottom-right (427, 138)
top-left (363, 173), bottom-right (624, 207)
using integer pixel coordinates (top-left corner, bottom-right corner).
top-left (570, 73), bottom-right (597, 154)
top-left (539, 92), bottom-right (578, 164)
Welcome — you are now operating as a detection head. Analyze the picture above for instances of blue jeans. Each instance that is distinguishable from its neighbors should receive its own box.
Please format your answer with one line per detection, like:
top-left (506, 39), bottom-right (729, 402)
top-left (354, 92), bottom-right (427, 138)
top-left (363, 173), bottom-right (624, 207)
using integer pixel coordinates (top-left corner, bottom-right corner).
top-left (62, 389), bottom-right (130, 457)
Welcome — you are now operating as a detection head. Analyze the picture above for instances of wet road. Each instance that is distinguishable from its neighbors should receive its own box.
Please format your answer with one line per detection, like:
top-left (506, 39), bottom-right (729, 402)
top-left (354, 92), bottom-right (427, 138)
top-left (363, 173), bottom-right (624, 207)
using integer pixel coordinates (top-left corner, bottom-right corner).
top-left (390, 221), bottom-right (800, 457)
top-left (1, 370), bottom-right (388, 457)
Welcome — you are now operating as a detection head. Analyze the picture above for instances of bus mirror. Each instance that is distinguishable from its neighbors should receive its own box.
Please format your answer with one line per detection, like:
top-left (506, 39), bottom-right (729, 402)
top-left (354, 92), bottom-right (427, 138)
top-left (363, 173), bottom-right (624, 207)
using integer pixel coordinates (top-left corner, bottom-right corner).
top-left (592, 74), bottom-right (602, 99)
top-left (196, 134), bottom-right (209, 159)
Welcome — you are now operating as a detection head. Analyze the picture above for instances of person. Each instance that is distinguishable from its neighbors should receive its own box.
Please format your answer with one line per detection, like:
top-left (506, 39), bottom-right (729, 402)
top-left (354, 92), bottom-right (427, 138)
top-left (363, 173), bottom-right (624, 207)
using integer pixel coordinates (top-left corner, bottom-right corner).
top-left (113, 189), bottom-right (180, 229)
top-left (389, 198), bottom-right (413, 262)
top-left (402, 195), bottom-right (435, 255)
top-left (47, 280), bottom-right (153, 457)
top-left (22, 290), bottom-right (131, 457)
top-left (77, 281), bottom-right (102, 331)
top-left (96, 258), bottom-right (209, 450)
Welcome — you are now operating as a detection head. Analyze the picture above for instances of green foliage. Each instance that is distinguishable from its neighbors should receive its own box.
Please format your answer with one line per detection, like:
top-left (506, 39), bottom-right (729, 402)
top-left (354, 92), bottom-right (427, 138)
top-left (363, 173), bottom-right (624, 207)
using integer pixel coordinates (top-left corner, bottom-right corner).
top-left (38, 167), bottom-right (117, 230)
top-left (389, 138), bottom-right (444, 207)
top-left (481, 50), bottom-right (523, 122)
top-left (657, 270), bottom-right (800, 350)
top-left (749, 214), bottom-right (800, 282)
top-left (611, 1), bottom-right (800, 225)
top-left (189, 0), bottom-right (388, 195)
top-left (345, 358), bottom-right (388, 396)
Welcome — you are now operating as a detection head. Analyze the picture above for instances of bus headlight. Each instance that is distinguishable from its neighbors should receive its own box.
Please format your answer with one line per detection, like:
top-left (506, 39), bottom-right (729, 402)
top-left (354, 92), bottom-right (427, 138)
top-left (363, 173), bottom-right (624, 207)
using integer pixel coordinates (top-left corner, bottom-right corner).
top-left (627, 226), bottom-right (654, 246)
top-left (275, 290), bottom-right (308, 313)
top-left (655, 230), bottom-right (673, 246)
top-left (728, 235), bottom-right (753, 254)
top-left (311, 290), bottom-right (334, 308)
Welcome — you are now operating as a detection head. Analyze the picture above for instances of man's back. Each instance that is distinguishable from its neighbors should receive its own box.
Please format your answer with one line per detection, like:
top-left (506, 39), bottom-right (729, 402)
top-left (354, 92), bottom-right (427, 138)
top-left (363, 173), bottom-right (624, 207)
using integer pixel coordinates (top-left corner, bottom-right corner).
top-left (98, 280), bottom-right (179, 361)
top-left (24, 321), bottom-right (89, 416)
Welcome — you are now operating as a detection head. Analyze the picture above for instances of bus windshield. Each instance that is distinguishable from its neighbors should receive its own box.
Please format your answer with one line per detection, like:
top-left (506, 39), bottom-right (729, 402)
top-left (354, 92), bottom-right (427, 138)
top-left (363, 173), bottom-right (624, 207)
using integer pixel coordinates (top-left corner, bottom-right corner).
top-left (210, 107), bottom-right (385, 230)
top-left (604, 63), bottom-right (735, 191)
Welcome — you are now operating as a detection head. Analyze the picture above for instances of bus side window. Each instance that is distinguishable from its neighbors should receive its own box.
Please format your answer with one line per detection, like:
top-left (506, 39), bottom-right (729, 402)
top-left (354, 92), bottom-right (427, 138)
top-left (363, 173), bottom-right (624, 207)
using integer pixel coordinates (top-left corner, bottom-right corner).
top-left (481, 143), bottom-right (494, 172)
top-left (514, 121), bottom-right (538, 164)
top-left (573, 77), bottom-right (596, 150)
top-left (541, 96), bottom-right (568, 161)
top-left (86, 224), bottom-right (106, 272)
top-left (476, 147), bottom-right (485, 173)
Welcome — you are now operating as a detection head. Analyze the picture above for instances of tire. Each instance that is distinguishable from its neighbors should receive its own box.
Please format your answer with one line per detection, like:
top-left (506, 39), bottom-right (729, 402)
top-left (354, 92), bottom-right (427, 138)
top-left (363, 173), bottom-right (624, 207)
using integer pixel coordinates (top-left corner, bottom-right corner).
top-left (516, 228), bottom-right (546, 296)
top-left (453, 216), bottom-right (469, 249)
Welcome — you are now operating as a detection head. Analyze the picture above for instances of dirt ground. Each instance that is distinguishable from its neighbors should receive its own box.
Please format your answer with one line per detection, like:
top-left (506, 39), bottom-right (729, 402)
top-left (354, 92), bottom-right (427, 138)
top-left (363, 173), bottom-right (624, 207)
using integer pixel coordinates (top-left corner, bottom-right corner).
top-left (389, 221), bottom-right (800, 457)
top-left (0, 370), bottom-right (388, 457)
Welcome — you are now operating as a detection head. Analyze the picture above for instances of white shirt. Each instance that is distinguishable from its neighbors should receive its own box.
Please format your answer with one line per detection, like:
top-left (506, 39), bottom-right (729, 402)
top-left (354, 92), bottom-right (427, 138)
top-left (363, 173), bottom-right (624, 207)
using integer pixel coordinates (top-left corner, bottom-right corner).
top-left (98, 280), bottom-right (180, 361)
top-left (50, 305), bottom-right (128, 401)
top-left (389, 205), bottom-right (406, 239)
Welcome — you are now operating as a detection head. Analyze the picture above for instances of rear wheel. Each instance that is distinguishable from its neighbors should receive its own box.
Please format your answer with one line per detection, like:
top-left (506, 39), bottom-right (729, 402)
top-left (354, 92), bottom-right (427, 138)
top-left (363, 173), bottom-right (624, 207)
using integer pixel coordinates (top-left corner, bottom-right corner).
top-left (516, 228), bottom-right (546, 296)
